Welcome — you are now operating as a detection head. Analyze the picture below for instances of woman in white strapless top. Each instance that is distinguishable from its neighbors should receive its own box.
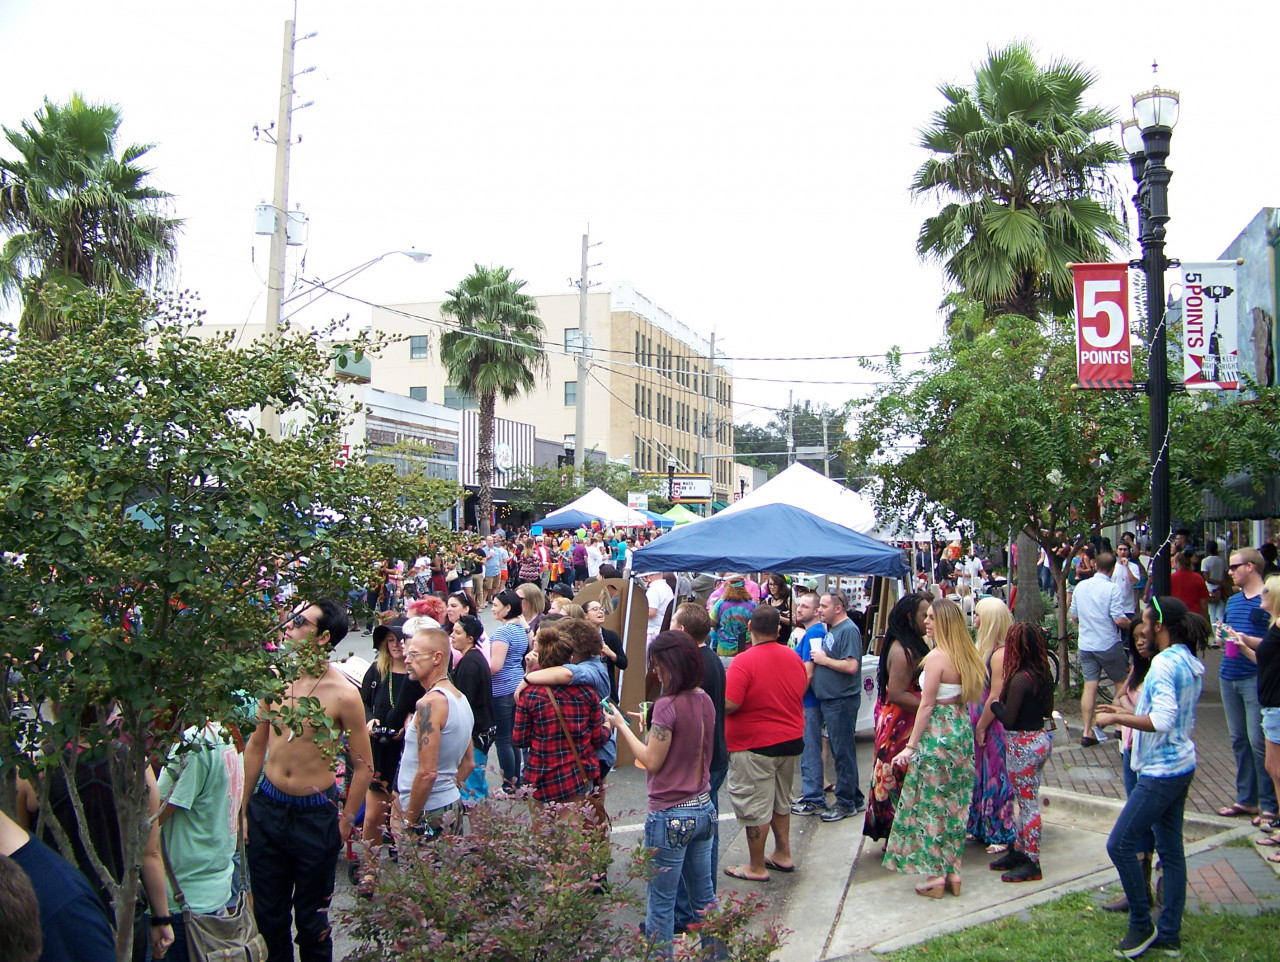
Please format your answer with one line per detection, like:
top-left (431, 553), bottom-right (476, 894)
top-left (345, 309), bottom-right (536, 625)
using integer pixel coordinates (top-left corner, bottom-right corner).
top-left (883, 599), bottom-right (987, 898)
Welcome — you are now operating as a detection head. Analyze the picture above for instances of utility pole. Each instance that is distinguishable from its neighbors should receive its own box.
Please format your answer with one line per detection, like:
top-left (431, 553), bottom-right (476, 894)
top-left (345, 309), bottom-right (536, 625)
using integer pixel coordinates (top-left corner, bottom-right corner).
top-left (573, 231), bottom-right (600, 483)
top-left (262, 18), bottom-right (298, 440)
top-left (822, 413), bottom-right (830, 478)
top-left (787, 390), bottom-right (795, 465)
top-left (699, 330), bottom-right (715, 475)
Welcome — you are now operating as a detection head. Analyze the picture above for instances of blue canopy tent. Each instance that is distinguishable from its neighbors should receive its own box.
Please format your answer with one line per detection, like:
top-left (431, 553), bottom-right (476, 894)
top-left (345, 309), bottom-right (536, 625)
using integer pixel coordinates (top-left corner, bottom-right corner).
top-left (639, 510), bottom-right (675, 529)
top-left (630, 503), bottom-right (908, 576)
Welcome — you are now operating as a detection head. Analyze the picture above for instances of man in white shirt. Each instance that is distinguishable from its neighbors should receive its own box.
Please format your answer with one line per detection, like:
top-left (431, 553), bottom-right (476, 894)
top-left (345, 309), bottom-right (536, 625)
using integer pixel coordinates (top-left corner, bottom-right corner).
top-left (1069, 552), bottom-right (1131, 747)
top-left (643, 571), bottom-right (674, 645)
top-left (586, 537), bottom-right (604, 581)
top-left (1112, 542), bottom-right (1143, 613)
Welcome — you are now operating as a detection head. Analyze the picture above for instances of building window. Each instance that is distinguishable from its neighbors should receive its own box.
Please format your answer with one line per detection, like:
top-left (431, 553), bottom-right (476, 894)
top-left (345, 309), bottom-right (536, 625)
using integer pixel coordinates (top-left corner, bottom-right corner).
top-left (409, 335), bottom-right (430, 359)
top-left (409, 386), bottom-right (428, 401)
top-left (443, 384), bottom-right (479, 411)
top-left (565, 328), bottom-right (584, 354)
top-left (634, 382), bottom-right (640, 415)
top-left (564, 381), bottom-right (577, 406)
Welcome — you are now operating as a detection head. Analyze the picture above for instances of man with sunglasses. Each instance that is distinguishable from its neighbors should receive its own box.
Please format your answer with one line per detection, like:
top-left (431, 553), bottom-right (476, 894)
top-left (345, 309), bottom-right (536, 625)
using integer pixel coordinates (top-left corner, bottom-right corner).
top-left (243, 600), bottom-right (372, 962)
top-left (1216, 548), bottom-right (1278, 822)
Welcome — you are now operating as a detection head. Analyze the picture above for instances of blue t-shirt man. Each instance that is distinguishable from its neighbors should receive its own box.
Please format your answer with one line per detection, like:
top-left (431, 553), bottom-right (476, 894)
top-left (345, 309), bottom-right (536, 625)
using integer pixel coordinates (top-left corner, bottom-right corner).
top-left (796, 623), bottom-right (825, 709)
top-left (8, 830), bottom-right (116, 962)
top-left (1222, 590), bottom-right (1266, 682)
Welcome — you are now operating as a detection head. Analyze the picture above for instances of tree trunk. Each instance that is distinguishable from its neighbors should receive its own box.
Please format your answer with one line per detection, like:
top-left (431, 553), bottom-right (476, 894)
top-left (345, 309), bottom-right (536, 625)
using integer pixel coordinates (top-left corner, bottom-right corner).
top-left (477, 392), bottom-right (495, 536)
top-left (1013, 530), bottom-right (1044, 625)
top-left (1053, 560), bottom-right (1070, 694)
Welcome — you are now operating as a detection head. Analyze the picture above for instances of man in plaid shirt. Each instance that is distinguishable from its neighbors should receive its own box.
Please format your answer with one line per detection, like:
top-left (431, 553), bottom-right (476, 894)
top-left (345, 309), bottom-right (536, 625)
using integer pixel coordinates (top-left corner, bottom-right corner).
top-left (513, 627), bottom-right (608, 802)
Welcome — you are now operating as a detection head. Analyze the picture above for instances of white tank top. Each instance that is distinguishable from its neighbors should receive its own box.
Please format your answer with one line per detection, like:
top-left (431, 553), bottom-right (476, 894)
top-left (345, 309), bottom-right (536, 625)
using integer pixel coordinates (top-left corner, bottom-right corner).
top-left (935, 682), bottom-right (964, 701)
top-left (398, 684), bottom-right (474, 811)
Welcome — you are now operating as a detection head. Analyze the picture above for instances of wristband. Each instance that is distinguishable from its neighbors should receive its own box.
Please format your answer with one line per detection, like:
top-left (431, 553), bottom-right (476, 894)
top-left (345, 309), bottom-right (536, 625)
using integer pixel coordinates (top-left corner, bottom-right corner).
top-left (150, 914), bottom-right (178, 926)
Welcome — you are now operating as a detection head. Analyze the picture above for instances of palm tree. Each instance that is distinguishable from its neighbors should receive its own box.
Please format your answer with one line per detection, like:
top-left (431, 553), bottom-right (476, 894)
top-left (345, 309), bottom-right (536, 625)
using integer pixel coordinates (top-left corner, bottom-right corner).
top-left (913, 43), bottom-right (1126, 320)
top-left (0, 93), bottom-right (180, 340)
top-left (440, 265), bottom-right (547, 536)
top-left (912, 43), bottom-right (1127, 624)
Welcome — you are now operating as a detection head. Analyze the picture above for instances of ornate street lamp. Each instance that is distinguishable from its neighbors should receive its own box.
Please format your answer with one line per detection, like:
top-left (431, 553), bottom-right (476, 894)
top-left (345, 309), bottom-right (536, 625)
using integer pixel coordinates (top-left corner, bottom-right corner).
top-left (1124, 80), bottom-right (1180, 595)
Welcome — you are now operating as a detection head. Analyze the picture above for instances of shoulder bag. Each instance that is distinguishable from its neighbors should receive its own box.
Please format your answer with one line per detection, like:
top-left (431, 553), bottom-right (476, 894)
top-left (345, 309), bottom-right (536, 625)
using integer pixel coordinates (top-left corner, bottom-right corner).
top-left (545, 688), bottom-right (610, 829)
top-left (160, 831), bottom-right (265, 962)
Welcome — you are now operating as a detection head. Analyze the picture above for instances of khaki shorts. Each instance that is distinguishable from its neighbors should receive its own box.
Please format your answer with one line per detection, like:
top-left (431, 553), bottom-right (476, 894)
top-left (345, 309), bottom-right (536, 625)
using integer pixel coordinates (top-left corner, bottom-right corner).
top-left (727, 750), bottom-right (797, 826)
top-left (485, 574), bottom-right (501, 591)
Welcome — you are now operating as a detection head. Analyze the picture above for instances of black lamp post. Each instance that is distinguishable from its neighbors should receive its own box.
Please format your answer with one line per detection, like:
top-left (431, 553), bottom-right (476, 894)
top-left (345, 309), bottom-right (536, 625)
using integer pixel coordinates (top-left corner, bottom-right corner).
top-left (1122, 81), bottom-right (1180, 597)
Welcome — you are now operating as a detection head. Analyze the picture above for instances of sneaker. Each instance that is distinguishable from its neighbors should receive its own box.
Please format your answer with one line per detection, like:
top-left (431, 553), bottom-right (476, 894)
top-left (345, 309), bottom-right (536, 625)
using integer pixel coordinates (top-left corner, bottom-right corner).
top-left (1148, 936), bottom-right (1181, 958)
top-left (1114, 925), bottom-right (1157, 959)
top-left (989, 849), bottom-right (1025, 872)
top-left (790, 800), bottom-right (826, 816)
top-left (820, 803), bottom-right (856, 822)
top-left (1001, 859), bottom-right (1042, 882)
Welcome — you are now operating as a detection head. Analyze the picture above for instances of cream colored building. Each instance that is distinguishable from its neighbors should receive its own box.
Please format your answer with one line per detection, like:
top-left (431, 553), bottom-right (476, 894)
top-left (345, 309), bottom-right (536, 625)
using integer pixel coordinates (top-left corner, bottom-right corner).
top-left (367, 281), bottom-right (736, 505)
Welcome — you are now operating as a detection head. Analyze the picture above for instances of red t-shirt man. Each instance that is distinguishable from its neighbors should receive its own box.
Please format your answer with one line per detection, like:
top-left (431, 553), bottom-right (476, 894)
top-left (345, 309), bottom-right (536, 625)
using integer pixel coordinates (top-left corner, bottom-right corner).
top-left (725, 621), bottom-right (807, 752)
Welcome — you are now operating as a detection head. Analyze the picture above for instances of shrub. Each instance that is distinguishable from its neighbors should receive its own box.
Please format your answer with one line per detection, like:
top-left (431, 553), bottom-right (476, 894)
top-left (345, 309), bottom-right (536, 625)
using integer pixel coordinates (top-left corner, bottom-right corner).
top-left (341, 795), bottom-right (784, 962)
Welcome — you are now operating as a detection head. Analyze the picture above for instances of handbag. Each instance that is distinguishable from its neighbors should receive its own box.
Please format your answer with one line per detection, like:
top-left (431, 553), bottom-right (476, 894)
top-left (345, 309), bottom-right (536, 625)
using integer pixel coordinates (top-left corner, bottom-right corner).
top-left (545, 689), bottom-right (610, 829)
top-left (161, 831), bottom-right (265, 962)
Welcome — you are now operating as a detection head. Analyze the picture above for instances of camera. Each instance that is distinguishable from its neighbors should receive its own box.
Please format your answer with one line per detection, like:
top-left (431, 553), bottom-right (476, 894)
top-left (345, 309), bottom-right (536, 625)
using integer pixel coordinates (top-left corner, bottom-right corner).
top-left (370, 721), bottom-right (396, 746)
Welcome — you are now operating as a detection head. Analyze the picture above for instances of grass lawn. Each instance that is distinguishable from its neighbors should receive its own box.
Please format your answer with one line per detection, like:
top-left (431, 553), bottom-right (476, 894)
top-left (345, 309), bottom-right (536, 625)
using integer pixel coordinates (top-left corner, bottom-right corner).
top-left (881, 890), bottom-right (1279, 961)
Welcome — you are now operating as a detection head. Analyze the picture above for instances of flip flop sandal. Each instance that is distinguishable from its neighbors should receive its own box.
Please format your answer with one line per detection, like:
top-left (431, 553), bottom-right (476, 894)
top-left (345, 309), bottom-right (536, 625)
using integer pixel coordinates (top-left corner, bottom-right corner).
top-left (1266, 852), bottom-right (1280, 864)
top-left (764, 857), bottom-right (796, 873)
top-left (1255, 834), bottom-right (1280, 848)
top-left (1218, 804), bottom-right (1258, 818)
top-left (724, 865), bottom-right (770, 883)
top-left (986, 843), bottom-right (1009, 854)
top-left (1252, 812), bottom-right (1280, 827)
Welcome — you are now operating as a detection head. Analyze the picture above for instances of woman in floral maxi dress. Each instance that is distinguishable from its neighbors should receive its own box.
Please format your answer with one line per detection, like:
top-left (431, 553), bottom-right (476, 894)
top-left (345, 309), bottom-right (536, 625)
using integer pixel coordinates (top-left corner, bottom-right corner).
top-left (884, 598), bottom-right (986, 897)
top-left (968, 597), bottom-right (1017, 853)
top-left (864, 593), bottom-right (932, 842)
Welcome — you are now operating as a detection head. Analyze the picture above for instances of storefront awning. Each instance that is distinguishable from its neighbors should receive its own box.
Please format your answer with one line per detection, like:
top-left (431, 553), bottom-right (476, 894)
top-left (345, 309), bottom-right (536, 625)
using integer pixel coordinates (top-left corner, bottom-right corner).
top-left (1201, 473), bottom-right (1280, 521)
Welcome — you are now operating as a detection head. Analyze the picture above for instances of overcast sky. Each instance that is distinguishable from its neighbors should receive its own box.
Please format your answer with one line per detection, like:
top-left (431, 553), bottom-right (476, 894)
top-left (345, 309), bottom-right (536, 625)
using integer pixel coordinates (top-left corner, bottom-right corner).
top-left (2, 0), bottom-right (1275, 426)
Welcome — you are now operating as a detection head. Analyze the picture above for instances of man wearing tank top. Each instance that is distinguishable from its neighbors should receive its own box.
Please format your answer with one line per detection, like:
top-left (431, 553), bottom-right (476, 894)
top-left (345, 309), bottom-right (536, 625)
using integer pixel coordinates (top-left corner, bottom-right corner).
top-left (396, 628), bottom-right (475, 837)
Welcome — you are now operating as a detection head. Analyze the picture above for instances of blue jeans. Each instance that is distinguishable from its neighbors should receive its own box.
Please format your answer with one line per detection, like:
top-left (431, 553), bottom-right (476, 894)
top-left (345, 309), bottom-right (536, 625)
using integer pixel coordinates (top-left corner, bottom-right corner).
top-left (675, 764), bottom-right (727, 929)
top-left (644, 797), bottom-right (720, 957)
top-left (1120, 747), bottom-right (1155, 855)
top-left (798, 697), bottom-right (863, 809)
top-left (492, 694), bottom-right (521, 790)
top-left (1106, 769), bottom-right (1194, 942)
top-left (1221, 676), bottom-right (1277, 814)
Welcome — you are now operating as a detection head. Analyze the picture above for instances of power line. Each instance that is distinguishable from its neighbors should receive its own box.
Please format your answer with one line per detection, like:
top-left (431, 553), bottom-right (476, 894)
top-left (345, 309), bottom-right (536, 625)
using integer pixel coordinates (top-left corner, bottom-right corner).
top-left (298, 286), bottom-right (907, 391)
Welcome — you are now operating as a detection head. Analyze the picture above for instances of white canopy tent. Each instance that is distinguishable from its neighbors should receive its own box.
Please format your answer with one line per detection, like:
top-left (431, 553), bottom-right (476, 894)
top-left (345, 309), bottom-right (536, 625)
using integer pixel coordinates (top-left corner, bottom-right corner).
top-left (536, 486), bottom-right (654, 529)
top-left (719, 462), bottom-right (877, 534)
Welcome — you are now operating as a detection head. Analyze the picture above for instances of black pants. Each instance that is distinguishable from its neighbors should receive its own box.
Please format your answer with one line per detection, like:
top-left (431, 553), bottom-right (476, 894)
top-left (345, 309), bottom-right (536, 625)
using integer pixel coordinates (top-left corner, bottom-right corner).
top-left (246, 789), bottom-right (341, 962)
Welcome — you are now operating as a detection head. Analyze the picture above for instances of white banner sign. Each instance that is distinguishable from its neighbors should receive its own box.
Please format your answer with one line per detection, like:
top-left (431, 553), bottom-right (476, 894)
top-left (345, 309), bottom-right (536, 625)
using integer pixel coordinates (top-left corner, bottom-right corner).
top-left (1182, 261), bottom-right (1239, 390)
top-left (627, 491), bottom-right (649, 511)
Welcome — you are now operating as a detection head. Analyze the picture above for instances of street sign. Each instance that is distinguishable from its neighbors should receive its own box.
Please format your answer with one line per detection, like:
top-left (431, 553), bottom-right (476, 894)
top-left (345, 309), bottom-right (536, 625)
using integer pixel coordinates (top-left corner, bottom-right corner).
top-left (794, 446), bottom-right (826, 458)
top-left (1071, 262), bottom-right (1133, 389)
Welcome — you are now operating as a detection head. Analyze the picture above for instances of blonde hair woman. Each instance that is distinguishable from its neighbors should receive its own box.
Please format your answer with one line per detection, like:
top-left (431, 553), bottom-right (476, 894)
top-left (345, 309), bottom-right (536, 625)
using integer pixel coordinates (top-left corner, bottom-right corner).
top-left (969, 598), bottom-right (1017, 855)
top-left (883, 598), bottom-right (984, 898)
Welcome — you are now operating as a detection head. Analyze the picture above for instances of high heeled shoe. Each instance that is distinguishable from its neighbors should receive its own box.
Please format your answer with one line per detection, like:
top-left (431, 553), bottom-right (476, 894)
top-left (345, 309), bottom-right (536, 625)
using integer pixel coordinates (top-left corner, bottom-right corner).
top-left (944, 874), bottom-right (962, 896)
top-left (914, 877), bottom-right (945, 898)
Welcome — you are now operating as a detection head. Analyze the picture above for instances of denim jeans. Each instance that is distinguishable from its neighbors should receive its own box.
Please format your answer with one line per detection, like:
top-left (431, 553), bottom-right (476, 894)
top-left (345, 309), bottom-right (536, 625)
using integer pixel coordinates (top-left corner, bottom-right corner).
top-left (1120, 747), bottom-right (1155, 855)
top-left (799, 697), bottom-right (862, 809)
top-left (246, 789), bottom-right (341, 962)
top-left (644, 797), bottom-right (720, 957)
top-left (1106, 769), bottom-right (1194, 942)
top-left (675, 764), bottom-right (727, 929)
top-left (492, 694), bottom-right (521, 790)
top-left (1221, 676), bottom-right (1277, 814)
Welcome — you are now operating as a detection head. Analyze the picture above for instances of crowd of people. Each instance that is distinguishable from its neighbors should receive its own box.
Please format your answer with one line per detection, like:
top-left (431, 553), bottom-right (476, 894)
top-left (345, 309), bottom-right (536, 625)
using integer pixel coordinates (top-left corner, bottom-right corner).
top-left (5, 520), bottom-right (1279, 962)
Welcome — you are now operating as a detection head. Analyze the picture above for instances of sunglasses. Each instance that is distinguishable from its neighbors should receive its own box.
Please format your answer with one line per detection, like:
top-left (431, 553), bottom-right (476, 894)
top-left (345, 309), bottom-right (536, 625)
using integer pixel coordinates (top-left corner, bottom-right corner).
top-left (1228, 562), bottom-right (1249, 571)
top-left (286, 612), bottom-right (317, 630)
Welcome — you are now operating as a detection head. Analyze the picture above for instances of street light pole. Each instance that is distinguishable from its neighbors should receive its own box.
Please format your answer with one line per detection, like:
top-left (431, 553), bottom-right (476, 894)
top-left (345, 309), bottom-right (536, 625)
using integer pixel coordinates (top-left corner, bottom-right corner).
top-left (1126, 81), bottom-right (1180, 597)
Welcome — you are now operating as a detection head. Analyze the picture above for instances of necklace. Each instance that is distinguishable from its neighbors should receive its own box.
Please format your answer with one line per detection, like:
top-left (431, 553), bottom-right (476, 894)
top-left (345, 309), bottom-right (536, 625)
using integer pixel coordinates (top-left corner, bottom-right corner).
top-left (287, 666), bottom-right (329, 742)
top-left (388, 671), bottom-right (406, 711)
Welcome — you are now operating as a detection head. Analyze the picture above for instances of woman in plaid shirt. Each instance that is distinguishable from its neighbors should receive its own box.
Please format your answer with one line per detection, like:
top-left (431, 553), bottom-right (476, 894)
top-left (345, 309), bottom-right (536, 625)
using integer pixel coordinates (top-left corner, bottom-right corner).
top-left (514, 624), bottom-right (608, 803)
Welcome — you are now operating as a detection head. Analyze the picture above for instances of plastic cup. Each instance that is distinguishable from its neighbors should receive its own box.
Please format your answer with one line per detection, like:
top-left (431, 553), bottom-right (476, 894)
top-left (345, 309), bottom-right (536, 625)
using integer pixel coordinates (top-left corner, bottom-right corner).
top-left (810, 635), bottom-right (825, 658)
top-left (638, 701), bottom-right (654, 732)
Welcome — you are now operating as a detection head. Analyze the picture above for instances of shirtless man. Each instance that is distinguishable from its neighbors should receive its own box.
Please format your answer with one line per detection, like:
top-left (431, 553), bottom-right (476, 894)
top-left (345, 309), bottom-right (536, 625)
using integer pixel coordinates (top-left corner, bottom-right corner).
top-left (243, 599), bottom-right (372, 962)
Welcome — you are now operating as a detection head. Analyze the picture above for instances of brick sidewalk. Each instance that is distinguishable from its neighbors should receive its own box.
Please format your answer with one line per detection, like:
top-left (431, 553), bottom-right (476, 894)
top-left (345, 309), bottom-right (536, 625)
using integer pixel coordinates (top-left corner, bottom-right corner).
top-left (1093, 845), bottom-right (1280, 917)
top-left (1043, 647), bottom-right (1253, 819)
